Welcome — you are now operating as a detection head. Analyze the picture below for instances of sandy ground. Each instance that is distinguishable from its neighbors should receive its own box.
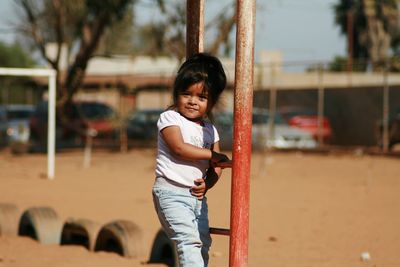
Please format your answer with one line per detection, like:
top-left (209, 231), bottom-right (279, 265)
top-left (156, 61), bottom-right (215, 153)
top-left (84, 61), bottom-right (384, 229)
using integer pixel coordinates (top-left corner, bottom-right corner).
top-left (0, 147), bottom-right (400, 267)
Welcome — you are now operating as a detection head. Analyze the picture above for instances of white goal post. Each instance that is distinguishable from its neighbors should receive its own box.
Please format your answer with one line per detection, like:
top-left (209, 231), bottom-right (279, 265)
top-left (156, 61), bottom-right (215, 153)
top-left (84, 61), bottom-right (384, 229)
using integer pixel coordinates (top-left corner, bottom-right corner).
top-left (0, 67), bottom-right (56, 180)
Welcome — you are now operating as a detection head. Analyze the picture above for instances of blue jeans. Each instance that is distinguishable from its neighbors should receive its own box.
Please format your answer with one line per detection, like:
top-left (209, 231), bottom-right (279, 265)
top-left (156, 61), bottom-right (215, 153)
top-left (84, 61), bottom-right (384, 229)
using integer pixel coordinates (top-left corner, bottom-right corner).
top-left (152, 179), bottom-right (212, 267)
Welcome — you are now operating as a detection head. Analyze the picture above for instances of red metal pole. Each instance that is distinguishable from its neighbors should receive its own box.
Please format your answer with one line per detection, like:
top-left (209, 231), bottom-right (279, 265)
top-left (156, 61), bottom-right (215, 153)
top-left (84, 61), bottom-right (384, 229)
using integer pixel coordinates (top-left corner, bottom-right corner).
top-left (230, 0), bottom-right (256, 266)
top-left (186, 0), bottom-right (204, 58)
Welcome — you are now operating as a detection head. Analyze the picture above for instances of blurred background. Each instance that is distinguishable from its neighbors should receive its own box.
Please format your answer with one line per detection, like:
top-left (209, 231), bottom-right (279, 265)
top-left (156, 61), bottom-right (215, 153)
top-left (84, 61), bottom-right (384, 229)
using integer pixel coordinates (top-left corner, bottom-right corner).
top-left (0, 0), bottom-right (400, 154)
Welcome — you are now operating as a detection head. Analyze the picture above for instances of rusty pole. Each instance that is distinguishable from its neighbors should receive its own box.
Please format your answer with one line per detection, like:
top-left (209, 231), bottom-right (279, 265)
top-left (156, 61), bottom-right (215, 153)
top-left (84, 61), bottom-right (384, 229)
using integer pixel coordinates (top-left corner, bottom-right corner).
top-left (186, 0), bottom-right (204, 58)
top-left (230, 0), bottom-right (256, 266)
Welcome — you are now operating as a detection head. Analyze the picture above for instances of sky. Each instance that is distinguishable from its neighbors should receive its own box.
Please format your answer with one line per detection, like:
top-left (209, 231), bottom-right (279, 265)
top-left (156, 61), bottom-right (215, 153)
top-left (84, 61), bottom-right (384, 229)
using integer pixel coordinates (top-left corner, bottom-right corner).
top-left (0, 0), bottom-right (346, 70)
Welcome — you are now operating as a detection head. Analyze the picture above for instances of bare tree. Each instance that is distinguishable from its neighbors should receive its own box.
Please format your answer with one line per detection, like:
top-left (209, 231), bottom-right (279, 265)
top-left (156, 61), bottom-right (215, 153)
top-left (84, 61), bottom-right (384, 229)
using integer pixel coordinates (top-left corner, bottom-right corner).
top-left (135, 1), bottom-right (236, 61)
top-left (206, 2), bottom-right (236, 56)
top-left (15, 0), bottom-right (134, 106)
top-left (15, 0), bottom-right (238, 107)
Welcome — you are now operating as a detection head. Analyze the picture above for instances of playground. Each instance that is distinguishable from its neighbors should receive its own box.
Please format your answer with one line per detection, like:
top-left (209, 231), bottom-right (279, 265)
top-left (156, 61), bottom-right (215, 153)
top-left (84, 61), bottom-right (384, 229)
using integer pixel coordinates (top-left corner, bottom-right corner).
top-left (0, 148), bottom-right (399, 267)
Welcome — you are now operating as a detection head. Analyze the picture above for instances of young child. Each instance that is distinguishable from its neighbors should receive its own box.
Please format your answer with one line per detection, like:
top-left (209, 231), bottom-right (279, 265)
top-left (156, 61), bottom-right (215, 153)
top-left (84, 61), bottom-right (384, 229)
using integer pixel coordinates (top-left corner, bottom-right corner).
top-left (152, 53), bottom-right (232, 267)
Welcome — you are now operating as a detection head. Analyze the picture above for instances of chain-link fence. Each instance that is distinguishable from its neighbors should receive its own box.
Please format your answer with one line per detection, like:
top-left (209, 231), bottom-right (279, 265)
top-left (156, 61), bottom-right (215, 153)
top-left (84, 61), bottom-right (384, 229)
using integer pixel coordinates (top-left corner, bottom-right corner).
top-left (1, 58), bottom-right (400, 153)
top-left (252, 59), bottom-right (400, 152)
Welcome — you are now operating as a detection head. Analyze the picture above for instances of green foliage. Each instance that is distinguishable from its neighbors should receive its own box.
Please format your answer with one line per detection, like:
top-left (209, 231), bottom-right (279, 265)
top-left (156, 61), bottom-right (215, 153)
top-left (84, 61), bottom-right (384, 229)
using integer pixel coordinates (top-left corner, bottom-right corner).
top-left (327, 56), bottom-right (348, 72)
top-left (327, 56), bottom-right (367, 72)
top-left (0, 42), bottom-right (35, 68)
top-left (0, 42), bottom-right (37, 105)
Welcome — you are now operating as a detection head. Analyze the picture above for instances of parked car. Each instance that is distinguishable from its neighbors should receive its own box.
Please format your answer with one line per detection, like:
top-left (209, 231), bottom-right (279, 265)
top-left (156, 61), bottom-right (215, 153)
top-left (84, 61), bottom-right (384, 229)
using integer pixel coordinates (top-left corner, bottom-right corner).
top-left (376, 108), bottom-right (400, 150)
top-left (125, 109), bottom-right (164, 142)
top-left (214, 109), bottom-right (317, 150)
top-left (0, 104), bottom-right (34, 153)
top-left (212, 111), bottom-right (233, 150)
top-left (278, 106), bottom-right (333, 143)
top-left (29, 101), bottom-right (120, 149)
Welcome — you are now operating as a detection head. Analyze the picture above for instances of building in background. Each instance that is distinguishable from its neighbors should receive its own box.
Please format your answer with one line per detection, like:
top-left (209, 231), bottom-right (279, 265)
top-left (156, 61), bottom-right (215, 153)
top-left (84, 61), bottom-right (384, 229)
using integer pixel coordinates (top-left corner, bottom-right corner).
top-left (35, 45), bottom-right (400, 146)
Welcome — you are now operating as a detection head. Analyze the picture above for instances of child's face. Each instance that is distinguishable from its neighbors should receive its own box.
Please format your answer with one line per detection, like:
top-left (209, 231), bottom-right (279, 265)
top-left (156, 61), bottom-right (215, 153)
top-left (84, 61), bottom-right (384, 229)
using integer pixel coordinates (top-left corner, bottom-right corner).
top-left (177, 82), bottom-right (209, 122)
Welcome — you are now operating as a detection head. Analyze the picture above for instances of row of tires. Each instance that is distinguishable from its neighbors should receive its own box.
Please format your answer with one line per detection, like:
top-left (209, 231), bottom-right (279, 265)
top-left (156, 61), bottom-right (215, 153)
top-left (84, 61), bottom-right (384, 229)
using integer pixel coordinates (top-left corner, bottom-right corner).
top-left (0, 203), bottom-right (178, 267)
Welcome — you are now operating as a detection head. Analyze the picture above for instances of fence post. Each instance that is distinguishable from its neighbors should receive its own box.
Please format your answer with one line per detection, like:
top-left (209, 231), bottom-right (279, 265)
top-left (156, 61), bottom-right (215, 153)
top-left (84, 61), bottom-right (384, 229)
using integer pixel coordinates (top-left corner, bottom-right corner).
top-left (317, 64), bottom-right (325, 146)
top-left (382, 62), bottom-right (390, 153)
top-left (268, 63), bottom-right (277, 143)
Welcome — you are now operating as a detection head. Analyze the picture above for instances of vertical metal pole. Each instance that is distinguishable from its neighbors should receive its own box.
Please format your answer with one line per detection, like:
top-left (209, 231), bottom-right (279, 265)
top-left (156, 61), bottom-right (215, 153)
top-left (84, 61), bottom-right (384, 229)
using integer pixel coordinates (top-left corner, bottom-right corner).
top-left (317, 64), bottom-right (325, 146)
top-left (230, 0), bottom-right (256, 266)
top-left (382, 63), bottom-right (389, 153)
top-left (268, 63), bottom-right (277, 144)
top-left (0, 68), bottom-right (56, 179)
top-left (47, 72), bottom-right (56, 179)
top-left (83, 133), bottom-right (93, 168)
top-left (186, 0), bottom-right (204, 58)
top-left (346, 7), bottom-right (354, 88)
top-left (120, 90), bottom-right (128, 153)
top-left (347, 9), bottom-right (353, 74)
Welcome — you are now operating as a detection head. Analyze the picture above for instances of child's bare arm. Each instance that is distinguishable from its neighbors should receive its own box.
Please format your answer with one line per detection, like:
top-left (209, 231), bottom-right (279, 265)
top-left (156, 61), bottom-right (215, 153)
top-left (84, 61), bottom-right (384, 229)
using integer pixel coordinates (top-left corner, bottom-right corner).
top-left (210, 143), bottom-right (232, 168)
top-left (191, 167), bottom-right (220, 200)
top-left (161, 126), bottom-right (230, 163)
top-left (161, 126), bottom-right (212, 159)
top-left (191, 168), bottom-right (218, 199)
top-left (190, 142), bottom-right (228, 199)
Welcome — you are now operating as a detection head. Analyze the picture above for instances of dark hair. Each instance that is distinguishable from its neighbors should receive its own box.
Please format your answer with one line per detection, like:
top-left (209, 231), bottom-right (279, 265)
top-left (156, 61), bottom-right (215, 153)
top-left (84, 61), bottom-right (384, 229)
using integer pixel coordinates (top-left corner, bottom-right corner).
top-left (171, 53), bottom-right (227, 117)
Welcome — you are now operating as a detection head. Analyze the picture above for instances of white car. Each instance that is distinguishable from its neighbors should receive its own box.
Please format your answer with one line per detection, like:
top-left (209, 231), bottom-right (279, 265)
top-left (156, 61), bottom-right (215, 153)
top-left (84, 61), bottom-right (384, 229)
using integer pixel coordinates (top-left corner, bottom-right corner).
top-left (0, 104), bottom-right (34, 153)
top-left (252, 123), bottom-right (317, 149)
top-left (214, 109), bottom-right (317, 150)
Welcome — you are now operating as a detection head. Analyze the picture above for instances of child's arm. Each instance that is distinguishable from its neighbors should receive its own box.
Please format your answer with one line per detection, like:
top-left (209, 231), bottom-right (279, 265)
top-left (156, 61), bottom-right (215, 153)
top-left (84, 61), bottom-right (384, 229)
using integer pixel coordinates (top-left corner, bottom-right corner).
top-left (190, 142), bottom-right (226, 200)
top-left (204, 166), bottom-right (221, 190)
top-left (161, 125), bottom-right (229, 163)
top-left (206, 141), bottom-right (223, 188)
top-left (191, 167), bottom-right (220, 200)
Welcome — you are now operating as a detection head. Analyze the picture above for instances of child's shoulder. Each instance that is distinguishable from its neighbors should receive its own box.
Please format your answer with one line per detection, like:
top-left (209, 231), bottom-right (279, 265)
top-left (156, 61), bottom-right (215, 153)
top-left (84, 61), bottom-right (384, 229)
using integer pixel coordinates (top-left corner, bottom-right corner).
top-left (158, 109), bottom-right (181, 123)
top-left (160, 109), bottom-right (178, 118)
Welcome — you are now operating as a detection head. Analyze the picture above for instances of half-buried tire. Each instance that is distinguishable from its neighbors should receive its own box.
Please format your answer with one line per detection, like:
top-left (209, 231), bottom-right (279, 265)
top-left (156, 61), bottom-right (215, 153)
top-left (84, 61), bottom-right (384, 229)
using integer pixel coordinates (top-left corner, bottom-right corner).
top-left (94, 219), bottom-right (143, 258)
top-left (0, 203), bottom-right (20, 237)
top-left (61, 218), bottom-right (101, 251)
top-left (18, 206), bottom-right (63, 244)
top-left (148, 228), bottom-right (178, 267)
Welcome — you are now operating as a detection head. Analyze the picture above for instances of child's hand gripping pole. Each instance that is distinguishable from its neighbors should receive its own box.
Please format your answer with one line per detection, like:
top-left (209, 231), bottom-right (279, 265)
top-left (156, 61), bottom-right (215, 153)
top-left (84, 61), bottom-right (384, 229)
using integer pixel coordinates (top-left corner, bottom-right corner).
top-left (211, 150), bottom-right (232, 169)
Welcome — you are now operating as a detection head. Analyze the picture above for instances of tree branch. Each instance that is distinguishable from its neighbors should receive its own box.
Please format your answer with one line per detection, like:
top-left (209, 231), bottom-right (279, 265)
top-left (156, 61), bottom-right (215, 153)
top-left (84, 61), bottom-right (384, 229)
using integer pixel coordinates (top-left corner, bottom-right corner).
top-left (208, 11), bottom-right (236, 55)
top-left (64, 11), bottom-right (111, 101)
top-left (16, 0), bottom-right (57, 69)
top-left (52, 0), bottom-right (64, 70)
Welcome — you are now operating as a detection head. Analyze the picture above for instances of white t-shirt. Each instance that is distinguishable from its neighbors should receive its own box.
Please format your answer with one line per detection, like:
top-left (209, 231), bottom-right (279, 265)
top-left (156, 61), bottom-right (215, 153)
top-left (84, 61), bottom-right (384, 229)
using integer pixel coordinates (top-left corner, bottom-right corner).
top-left (155, 110), bottom-right (220, 187)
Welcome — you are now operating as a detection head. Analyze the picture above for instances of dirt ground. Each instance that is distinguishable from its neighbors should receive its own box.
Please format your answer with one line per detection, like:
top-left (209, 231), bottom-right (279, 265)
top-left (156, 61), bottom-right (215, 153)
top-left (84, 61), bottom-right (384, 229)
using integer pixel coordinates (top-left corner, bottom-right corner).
top-left (0, 147), bottom-right (399, 267)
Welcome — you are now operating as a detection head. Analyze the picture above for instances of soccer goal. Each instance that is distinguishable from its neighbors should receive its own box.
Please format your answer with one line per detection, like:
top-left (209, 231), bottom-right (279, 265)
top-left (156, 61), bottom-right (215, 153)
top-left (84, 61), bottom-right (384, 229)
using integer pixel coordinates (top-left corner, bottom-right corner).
top-left (0, 67), bottom-right (56, 179)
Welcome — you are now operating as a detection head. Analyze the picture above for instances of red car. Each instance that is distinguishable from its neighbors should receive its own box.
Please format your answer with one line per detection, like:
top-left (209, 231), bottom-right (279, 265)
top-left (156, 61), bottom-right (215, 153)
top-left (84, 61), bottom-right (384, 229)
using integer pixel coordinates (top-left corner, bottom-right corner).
top-left (279, 106), bottom-right (333, 143)
top-left (29, 101), bottom-right (120, 148)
